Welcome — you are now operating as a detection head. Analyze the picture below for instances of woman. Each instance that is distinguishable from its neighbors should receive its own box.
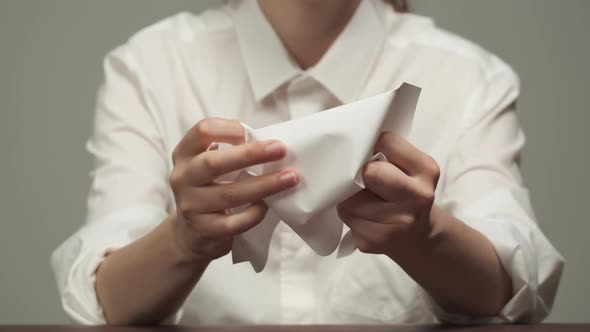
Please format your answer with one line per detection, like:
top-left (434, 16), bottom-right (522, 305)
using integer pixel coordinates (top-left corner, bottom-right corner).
top-left (52, 0), bottom-right (564, 325)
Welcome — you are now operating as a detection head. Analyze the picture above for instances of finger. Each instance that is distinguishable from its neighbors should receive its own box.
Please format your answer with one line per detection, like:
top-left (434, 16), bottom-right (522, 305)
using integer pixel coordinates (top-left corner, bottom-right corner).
top-left (188, 169), bottom-right (299, 213)
top-left (374, 132), bottom-right (440, 180)
top-left (193, 202), bottom-right (269, 238)
top-left (363, 160), bottom-right (423, 202)
top-left (341, 217), bottom-right (388, 254)
top-left (173, 118), bottom-right (245, 163)
top-left (187, 140), bottom-right (286, 185)
top-left (339, 190), bottom-right (409, 224)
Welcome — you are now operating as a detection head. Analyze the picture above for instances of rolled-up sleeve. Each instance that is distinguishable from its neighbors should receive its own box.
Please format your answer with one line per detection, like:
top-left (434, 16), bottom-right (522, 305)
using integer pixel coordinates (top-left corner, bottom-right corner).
top-left (50, 44), bottom-right (180, 324)
top-left (431, 59), bottom-right (565, 323)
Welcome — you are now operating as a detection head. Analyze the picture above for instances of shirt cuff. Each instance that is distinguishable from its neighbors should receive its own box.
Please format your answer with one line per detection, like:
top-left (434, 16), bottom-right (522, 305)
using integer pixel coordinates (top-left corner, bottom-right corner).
top-left (427, 190), bottom-right (564, 324)
top-left (51, 206), bottom-right (183, 325)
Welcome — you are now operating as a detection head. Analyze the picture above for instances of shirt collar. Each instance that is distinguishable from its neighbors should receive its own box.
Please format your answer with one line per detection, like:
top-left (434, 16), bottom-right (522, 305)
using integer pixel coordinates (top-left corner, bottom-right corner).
top-left (233, 0), bottom-right (388, 104)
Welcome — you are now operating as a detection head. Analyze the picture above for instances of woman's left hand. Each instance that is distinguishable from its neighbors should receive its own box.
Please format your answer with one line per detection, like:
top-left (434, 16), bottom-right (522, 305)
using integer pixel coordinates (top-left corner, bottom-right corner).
top-left (336, 132), bottom-right (441, 257)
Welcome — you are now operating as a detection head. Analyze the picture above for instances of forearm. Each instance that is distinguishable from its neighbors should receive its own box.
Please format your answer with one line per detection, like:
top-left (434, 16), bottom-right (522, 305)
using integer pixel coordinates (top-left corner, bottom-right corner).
top-left (388, 205), bottom-right (512, 317)
top-left (95, 213), bottom-right (209, 325)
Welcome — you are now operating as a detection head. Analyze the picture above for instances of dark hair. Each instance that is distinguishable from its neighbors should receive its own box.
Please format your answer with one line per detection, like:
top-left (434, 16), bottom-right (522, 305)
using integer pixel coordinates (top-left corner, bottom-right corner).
top-left (384, 0), bottom-right (409, 12)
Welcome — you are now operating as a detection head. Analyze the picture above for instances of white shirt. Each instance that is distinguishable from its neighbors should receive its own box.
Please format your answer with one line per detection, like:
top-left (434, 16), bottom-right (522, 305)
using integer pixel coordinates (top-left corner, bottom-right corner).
top-left (51, 0), bottom-right (564, 325)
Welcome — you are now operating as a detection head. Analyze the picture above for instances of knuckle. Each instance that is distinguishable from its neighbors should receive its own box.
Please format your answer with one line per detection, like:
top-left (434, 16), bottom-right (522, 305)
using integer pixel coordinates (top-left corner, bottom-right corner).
top-left (195, 119), bottom-right (211, 137)
top-left (375, 135), bottom-right (386, 152)
top-left (336, 203), bottom-right (351, 221)
top-left (176, 200), bottom-right (193, 218)
top-left (222, 209), bottom-right (260, 235)
top-left (423, 155), bottom-right (441, 181)
top-left (238, 215), bottom-right (260, 231)
top-left (355, 238), bottom-right (373, 254)
top-left (220, 217), bottom-right (238, 235)
top-left (376, 132), bottom-right (396, 150)
top-left (171, 147), bottom-right (181, 164)
top-left (249, 205), bottom-right (267, 222)
top-left (169, 168), bottom-right (184, 191)
top-left (201, 154), bottom-right (220, 173)
top-left (415, 185), bottom-right (435, 205)
top-left (363, 162), bottom-right (381, 185)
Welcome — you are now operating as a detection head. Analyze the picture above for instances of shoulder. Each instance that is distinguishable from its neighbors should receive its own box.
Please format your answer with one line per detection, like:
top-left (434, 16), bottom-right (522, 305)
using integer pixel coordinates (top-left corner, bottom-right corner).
top-left (380, 12), bottom-right (521, 126)
top-left (128, 7), bottom-right (234, 49)
top-left (103, 6), bottom-right (235, 73)
top-left (418, 20), bottom-right (516, 83)
top-left (384, 12), bottom-right (519, 88)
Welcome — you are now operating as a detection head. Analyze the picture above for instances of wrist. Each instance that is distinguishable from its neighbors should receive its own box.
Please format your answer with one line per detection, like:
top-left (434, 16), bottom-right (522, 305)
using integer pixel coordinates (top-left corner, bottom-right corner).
top-left (386, 205), bottom-right (449, 264)
top-left (166, 212), bottom-right (213, 266)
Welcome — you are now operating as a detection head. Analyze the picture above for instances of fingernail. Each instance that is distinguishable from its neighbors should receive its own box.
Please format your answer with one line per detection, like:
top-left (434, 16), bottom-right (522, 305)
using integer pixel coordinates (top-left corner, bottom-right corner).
top-left (279, 170), bottom-right (298, 186)
top-left (265, 141), bottom-right (285, 155)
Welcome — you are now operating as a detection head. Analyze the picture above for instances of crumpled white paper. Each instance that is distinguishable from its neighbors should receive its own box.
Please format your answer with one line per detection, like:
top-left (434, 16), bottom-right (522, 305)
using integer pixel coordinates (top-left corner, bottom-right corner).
top-left (223, 83), bottom-right (421, 272)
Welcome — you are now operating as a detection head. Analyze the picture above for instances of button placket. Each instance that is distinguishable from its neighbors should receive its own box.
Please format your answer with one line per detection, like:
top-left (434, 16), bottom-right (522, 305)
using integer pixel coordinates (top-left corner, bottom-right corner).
top-left (278, 74), bottom-right (327, 323)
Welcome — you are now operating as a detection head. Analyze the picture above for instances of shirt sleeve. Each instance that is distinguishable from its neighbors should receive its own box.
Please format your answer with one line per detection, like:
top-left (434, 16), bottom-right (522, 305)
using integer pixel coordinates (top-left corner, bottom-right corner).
top-left (50, 44), bottom-right (182, 324)
top-left (429, 58), bottom-right (565, 323)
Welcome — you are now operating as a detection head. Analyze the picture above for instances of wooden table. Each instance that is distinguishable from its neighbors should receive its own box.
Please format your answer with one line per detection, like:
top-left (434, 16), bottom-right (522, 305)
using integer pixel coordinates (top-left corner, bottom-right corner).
top-left (0, 325), bottom-right (588, 332)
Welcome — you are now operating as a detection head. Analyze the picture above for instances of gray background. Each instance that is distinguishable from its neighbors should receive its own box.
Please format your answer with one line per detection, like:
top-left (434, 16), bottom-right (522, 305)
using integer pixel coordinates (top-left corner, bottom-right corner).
top-left (1, 0), bottom-right (588, 324)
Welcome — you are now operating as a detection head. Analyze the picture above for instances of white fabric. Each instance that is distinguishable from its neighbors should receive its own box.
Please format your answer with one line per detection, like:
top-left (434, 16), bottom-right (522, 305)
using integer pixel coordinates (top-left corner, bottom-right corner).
top-left (232, 83), bottom-right (419, 272)
top-left (51, 0), bottom-right (564, 325)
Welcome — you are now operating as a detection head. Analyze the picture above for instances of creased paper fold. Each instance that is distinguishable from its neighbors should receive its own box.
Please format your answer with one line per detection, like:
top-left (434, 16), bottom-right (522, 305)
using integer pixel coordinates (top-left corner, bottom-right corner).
top-left (220, 83), bottom-right (420, 272)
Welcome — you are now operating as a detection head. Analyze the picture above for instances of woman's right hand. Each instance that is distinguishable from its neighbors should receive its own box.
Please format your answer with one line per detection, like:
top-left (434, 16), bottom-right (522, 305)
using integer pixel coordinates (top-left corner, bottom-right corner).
top-left (169, 118), bottom-right (299, 263)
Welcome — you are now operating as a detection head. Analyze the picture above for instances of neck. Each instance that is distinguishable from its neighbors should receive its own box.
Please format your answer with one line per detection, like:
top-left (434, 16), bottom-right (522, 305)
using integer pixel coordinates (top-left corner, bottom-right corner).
top-left (258, 0), bottom-right (361, 70)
